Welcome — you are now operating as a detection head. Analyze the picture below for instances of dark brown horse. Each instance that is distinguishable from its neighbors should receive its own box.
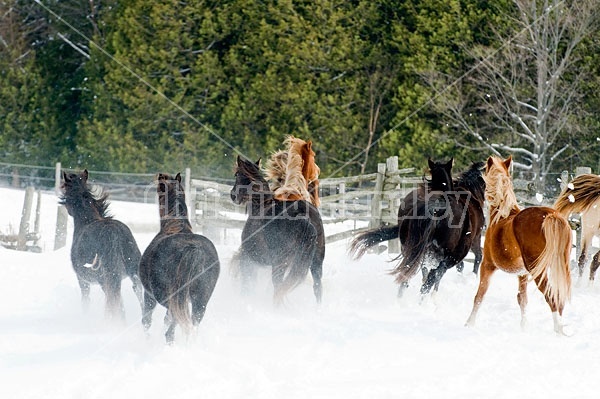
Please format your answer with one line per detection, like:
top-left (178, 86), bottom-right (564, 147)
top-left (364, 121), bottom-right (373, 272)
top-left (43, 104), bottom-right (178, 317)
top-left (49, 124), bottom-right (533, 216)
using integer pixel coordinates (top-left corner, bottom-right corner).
top-left (350, 159), bottom-right (485, 296)
top-left (139, 173), bottom-right (220, 343)
top-left (60, 170), bottom-right (143, 319)
top-left (465, 156), bottom-right (572, 334)
top-left (230, 156), bottom-right (324, 304)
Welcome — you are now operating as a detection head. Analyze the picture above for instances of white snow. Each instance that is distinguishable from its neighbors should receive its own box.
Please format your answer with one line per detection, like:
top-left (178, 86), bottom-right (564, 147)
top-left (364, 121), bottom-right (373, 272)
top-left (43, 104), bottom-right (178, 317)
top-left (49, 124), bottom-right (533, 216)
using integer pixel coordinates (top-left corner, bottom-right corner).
top-left (2, 187), bottom-right (600, 398)
top-left (535, 192), bottom-right (544, 203)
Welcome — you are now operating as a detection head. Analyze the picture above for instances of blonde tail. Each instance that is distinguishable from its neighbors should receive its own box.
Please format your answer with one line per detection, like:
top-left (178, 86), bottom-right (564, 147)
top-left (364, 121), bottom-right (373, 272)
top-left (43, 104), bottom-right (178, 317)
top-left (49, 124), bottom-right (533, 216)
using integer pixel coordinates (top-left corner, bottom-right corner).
top-left (529, 213), bottom-right (572, 311)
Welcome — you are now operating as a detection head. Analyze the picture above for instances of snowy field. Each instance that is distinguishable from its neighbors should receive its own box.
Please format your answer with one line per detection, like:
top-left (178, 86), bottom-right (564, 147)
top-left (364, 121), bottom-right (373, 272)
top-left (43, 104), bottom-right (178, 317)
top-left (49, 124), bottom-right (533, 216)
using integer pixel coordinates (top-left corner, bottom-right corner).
top-left (2, 186), bottom-right (600, 398)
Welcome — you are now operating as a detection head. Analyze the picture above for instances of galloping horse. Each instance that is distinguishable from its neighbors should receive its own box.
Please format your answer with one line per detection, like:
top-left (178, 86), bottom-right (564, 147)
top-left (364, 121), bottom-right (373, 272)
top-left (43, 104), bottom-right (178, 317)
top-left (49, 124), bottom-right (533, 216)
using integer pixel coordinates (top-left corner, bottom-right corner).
top-left (265, 135), bottom-right (321, 207)
top-left (230, 156), bottom-right (325, 304)
top-left (350, 159), bottom-right (485, 296)
top-left (60, 170), bottom-right (143, 319)
top-left (139, 173), bottom-right (220, 343)
top-left (554, 174), bottom-right (600, 281)
top-left (465, 156), bottom-right (572, 334)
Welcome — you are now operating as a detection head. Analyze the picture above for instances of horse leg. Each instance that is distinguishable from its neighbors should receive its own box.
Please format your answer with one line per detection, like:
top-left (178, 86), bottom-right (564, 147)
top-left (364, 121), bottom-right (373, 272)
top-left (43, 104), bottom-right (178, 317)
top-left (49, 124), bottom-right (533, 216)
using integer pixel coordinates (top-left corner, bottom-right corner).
top-left (420, 262), bottom-right (447, 296)
top-left (102, 272), bottom-right (124, 321)
top-left (517, 275), bottom-right (528, 330)
top-left (272, 262), bottom-right (287, 305)
top-left (77, 276), bottom-right (91, 312)
top-left (577, 241), bottom-right (588, 279)
top-left (309, 259), bottom-right (323, 304)
top-left (165, 315), bottom-right (177, 345)
top-left (471, 241), bottom-right (483, 275)
top-left (532, 275), bottom-right (567, 335)
top-left (131, 274), bottom-right (144, 312)
top-left (142, 292), bottom-right (157, 332)
top-left (397, 282), bottom-right (409, 298)
top-left (465, 260), bottom-right (496, 327)
top-left (590, 250), bottom-right (600, 284)
top-left (239, 256), bottom-right (256, 296)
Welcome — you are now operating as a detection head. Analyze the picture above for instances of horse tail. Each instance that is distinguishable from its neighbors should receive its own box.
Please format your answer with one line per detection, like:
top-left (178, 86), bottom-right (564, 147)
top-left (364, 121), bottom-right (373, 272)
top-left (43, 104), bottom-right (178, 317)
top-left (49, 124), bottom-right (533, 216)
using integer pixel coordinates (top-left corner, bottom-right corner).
top-left (349, 225), bottom-right (399, 259)
top-left (529, 213), bottom-right (572, 312)
top-left (391, 195), bottom-right (448, 284)
top-left (273, 220), bottom-right (317, 304)
top-left (554, 174), bottom-right (600, 216)
top-left (99, 231), bottom-right (127, 318)
top-left (167, 246), bottom-right (201, 334)
top-left (391, 214), bottom-right (438, 284)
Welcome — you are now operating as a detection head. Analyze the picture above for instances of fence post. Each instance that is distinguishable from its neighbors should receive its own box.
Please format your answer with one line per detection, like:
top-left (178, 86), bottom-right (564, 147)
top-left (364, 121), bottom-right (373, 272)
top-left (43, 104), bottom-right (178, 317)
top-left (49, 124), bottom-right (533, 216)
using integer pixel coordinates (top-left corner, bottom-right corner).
top-left (338, 182), bottom-right (346, 218)
top-left (54, 206), bottom-right (68, 250)
top-left (573, 167), bottom-right (592, 262)
top-left (184, 167), bottom-right (194, 224)
top-left (383, 156), bottom-right (400, 253)
top-left (369, 163), bottom-right (386, 229)
top-left (55, 162), bottom-right (62, 195)
top-left (560, 170), bottom-right (569, 192)
top-left (17, 187), bottom-right (35, 251)
top-left (33, 190), bottom-right (42, 248)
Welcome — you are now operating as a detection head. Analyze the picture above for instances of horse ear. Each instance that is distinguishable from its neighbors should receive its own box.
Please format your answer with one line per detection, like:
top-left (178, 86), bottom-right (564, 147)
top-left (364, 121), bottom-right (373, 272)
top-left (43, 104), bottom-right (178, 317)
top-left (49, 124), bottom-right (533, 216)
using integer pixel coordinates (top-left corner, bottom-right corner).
top-left (82, 169), bottom-right (89, 182)
top-left (428, 158), bottom-right (435, 170)
top-left (255, 158), bottom-right (261, 167)
top-left (176, 173), bottom-right (182, 183)
top-left (236, 155), bottom-right (243, 166)
top-left (486, 157), bottom-right (494, 171)
top-left (306, 141), bottom-right (312, 152)
top-left (503, 155), bottom-right (512, 170)
top-left (447, 158), bottom-right (454, 168)
top-left (62, 171), bottom-right (70, 183)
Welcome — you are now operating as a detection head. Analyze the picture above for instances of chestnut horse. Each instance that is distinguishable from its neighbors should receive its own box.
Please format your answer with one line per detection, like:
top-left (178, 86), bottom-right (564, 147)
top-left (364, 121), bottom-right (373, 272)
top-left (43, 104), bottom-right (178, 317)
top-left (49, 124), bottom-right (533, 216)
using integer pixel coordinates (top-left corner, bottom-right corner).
top-left (554, 173), bottom-right (600, 281)
top-left (265, 136), bottom-right (320, 207)
top-left (465, 156), bottom-right (572, 334)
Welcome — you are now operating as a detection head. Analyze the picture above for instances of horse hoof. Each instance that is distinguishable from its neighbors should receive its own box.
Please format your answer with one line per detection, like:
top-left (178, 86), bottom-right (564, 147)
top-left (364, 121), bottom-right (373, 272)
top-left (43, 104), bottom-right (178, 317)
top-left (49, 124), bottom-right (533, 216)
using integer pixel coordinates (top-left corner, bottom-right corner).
top-left (556, 324), bottom-right (574, 337)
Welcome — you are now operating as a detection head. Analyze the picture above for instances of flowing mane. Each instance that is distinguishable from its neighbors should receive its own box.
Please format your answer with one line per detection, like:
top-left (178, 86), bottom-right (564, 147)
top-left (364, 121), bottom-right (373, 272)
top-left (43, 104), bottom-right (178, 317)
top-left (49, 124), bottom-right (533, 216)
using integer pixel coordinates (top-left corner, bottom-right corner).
top-left (156, 173), bottom-right (192, 235)
top-left (455, 162), bottom-right (486, 205)
top-left (265, 150), bottom-right (288, 193)
top-left (267, 135), bottom-right (320, 206)
top-left (554, 174), bottom-right (600, 215)
top-left (484, 156), bottom-right (520, 225)
top-left (234, 157), bottom-right (273, 205)
top-left (60, 169), bottom-right (112, 222)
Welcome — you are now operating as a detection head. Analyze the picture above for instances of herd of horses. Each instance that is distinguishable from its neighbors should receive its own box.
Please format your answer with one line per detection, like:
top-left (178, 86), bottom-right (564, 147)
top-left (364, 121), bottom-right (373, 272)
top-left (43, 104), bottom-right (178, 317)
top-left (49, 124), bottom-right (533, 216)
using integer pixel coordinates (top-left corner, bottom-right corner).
top-left (60, 137), bottom-right (600, 342)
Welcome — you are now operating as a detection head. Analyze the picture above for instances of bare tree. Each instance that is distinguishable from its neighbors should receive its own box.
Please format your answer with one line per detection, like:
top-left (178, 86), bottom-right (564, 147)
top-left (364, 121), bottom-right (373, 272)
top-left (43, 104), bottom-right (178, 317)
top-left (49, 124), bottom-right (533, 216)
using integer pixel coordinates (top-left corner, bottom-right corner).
top-left (428, 0), bottom-right (599, 191)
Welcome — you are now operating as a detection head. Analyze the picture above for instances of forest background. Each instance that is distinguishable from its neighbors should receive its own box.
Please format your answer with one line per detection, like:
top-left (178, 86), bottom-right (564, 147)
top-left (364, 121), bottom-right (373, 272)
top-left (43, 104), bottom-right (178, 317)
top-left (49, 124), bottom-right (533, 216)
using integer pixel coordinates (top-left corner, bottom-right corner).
top-left (1, 0), bottom-right (599, 189)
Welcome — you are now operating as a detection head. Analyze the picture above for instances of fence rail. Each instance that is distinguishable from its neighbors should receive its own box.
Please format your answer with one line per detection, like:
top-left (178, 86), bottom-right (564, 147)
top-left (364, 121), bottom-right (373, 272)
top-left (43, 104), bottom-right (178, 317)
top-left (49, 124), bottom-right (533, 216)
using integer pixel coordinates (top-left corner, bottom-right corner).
top-left (0, 160), bottom-right (589, 252)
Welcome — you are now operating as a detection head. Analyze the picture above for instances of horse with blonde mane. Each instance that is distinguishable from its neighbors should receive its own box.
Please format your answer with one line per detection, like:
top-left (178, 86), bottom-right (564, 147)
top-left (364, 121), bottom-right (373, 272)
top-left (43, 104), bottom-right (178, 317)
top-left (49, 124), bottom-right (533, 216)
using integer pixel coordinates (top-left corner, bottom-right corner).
top-left (554, 173), bottom-right (600, 281)
top-left (265, 136), bottom-right (320, 207)
top-left (465, 156), bottom-right (572, 334)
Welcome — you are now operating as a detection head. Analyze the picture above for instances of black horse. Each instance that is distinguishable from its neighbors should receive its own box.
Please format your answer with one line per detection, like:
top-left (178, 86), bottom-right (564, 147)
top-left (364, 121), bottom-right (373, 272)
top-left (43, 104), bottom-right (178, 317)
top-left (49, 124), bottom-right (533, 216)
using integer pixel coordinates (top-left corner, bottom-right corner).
top-left (230, 156), bottom-right (325, 304)
top-left (60, 170), bottom-right (143, 319)
top-left (139, 173), bottom-right (220, 344)
top-left (350, 160), bottom-right (485, 296)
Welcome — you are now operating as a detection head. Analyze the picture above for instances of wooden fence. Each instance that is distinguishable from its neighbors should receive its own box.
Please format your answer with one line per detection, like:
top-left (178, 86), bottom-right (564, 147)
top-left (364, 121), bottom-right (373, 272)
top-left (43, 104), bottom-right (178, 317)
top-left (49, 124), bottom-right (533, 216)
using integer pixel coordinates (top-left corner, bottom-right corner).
top-left (189, 156), bottom-right (418, 248)
top-left (6, 160), bottom-right (584, 252)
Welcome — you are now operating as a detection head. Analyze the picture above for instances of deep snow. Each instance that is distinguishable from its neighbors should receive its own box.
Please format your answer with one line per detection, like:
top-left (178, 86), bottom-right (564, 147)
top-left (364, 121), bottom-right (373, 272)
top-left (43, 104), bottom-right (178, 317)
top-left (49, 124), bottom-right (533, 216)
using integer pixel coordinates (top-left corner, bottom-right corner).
top-left (1, 186), bottom-right (600, 398)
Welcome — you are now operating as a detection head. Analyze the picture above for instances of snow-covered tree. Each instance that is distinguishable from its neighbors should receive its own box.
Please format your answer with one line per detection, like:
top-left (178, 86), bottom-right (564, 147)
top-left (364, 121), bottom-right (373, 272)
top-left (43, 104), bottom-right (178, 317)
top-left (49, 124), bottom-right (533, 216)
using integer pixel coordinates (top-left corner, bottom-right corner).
top-left (428, 0), bottom-right (599, 191)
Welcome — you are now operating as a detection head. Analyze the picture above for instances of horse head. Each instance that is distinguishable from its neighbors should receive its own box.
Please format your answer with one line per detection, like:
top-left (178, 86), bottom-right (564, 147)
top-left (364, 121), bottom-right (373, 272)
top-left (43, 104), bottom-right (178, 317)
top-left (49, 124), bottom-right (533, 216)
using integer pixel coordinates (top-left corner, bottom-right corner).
top-left (156, 172), bottom-right (188, 221)
top-left (60, 169), bottom-right (110, 220)
top-left (427, 158), bottom-right (453, 192)
top-left (231, 156), bottom-right (271, 205)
